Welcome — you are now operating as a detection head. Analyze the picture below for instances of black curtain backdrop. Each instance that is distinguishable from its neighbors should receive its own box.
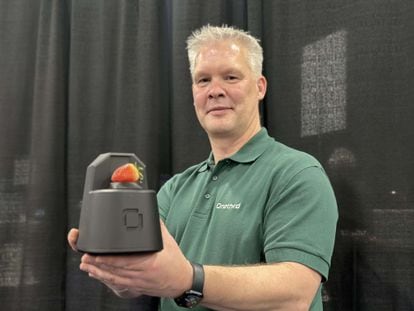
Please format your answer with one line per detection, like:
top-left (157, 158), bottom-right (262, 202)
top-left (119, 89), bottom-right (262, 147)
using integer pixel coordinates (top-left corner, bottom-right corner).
top-left (0, 0), bottom-right (413, 310)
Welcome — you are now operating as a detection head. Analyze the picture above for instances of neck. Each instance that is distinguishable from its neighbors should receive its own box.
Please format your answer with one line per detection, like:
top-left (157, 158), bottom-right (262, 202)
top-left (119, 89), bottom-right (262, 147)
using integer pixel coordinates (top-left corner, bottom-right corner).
top-left (209, 125), bottom-right (261, 163)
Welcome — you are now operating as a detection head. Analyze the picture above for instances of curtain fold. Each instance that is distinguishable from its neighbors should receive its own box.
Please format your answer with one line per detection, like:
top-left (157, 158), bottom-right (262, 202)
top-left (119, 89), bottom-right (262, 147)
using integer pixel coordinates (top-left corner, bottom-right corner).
top-left (0, 0), bottom-right (68, 309)
top-left (0, 0), bottom-right (413, 310)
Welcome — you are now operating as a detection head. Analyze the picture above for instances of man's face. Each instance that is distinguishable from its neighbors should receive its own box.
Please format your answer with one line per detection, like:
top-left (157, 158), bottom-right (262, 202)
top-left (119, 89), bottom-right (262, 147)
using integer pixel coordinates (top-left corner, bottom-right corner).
top-left (192, 40), bottom-right (266, 139)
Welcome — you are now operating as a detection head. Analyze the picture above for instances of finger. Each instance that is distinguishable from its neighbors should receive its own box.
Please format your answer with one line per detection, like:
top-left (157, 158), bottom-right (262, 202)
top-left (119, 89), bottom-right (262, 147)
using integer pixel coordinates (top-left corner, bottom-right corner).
top-left (67, 229), bottom-right (79, 252)
top-left (80, 254), bottom-right (144, 279)
top-left (82, 263), bottom-right (135, 289)
top-left (83, 262), bottom-right (165, 298)
top-left (81, 253), bottom-right (96, 264)
top-left (81, 263), bottom-right (117, 284)
top-left (83, 253), bottom-right (150, 271)
top-left (82, 258), bottom-right (150, 281)
top-left (101, 278), bottom-right (143, 298)
top-left (101, 279), bottom-right (134, 294)
top-left (81, 253), bottom-right (125, 267)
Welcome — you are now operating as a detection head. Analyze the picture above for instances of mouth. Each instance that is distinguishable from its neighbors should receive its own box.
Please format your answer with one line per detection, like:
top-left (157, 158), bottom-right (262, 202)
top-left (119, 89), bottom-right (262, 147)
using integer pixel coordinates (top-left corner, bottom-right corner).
top-left (207, 106), bottom-right (232, 114)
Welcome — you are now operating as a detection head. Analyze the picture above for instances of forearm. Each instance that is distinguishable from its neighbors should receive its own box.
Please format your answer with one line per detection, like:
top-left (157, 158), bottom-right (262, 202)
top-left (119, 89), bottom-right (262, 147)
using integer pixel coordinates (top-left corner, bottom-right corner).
top-left (200, 263), bottom-right (321, 311)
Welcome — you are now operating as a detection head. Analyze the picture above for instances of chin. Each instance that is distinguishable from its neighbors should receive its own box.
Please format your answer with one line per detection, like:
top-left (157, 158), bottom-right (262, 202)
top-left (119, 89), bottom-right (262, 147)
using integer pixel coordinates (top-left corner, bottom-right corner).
top-left (201, 117), bottom-right (237, 135)
top-left (205, 126), bottom-right (235, 138)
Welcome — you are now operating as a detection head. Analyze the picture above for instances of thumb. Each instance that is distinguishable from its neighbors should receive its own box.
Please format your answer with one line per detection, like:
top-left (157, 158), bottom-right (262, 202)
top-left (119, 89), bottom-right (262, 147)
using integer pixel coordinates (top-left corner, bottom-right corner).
top-left (67, 228), bottom-right (79, 252)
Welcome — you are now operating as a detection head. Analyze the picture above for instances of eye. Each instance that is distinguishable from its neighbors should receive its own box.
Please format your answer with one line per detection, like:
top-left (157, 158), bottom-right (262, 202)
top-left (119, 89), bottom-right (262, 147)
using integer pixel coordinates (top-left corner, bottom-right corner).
top-left (196, 77), bottom-right (210, 85)
top-left (225, 75), bottom-right (239, 81)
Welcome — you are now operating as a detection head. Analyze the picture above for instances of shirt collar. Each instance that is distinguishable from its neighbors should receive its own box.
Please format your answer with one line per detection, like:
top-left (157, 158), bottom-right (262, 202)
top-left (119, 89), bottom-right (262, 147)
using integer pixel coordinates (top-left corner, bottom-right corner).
top-left (197, 153), bottom-right (215, 172)
top-left (197, 127), bottom-right (270, 172)
top-left (228, 127), bottom-right (270, 163)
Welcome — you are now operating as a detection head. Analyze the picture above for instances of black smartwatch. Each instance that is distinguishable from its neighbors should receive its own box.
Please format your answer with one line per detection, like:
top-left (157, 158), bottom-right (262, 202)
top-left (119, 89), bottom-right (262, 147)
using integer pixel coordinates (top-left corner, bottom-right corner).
top-left (174, 262), bottom-right (204, 308)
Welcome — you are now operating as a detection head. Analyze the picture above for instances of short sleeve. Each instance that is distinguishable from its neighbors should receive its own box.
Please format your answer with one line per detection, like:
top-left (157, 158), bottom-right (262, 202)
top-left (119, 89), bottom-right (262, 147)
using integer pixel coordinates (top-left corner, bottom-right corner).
top-left (263, 166), bottom-right (338, 281)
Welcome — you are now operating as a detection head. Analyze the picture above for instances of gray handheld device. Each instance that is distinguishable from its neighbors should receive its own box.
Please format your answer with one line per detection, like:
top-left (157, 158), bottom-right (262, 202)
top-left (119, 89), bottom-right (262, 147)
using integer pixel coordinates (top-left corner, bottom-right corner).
top-left (76, 153), bottom-right (163, 254)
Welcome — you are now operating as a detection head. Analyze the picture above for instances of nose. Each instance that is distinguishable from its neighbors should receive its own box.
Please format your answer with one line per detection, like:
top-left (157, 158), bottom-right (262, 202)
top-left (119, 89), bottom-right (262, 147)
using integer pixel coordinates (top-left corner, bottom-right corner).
top-left (207, 79), bottom-right (225, 99)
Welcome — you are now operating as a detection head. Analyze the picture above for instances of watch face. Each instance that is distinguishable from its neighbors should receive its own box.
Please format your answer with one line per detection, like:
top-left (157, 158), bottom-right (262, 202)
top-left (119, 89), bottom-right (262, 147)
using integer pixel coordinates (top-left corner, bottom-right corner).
top-left (175, 290), bottom-right (203, 308)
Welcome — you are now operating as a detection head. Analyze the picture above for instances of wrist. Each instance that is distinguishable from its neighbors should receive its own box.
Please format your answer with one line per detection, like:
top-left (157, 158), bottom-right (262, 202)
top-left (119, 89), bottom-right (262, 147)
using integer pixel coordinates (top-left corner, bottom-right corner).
top-left (181, 260), bottom-right (194, 293)
top-left (174, 262), bottom-right (204, 308)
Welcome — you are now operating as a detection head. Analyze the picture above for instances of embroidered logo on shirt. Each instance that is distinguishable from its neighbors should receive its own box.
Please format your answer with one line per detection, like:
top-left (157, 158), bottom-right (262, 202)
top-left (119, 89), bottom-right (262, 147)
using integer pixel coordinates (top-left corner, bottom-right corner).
top-left (216, 202), bottom-right (241, 209)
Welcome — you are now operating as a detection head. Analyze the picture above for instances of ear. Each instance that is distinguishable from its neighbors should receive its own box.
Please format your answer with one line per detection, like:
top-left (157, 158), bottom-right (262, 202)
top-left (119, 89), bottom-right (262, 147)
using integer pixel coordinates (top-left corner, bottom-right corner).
top-left (256, 75), bottom-right (267, 100)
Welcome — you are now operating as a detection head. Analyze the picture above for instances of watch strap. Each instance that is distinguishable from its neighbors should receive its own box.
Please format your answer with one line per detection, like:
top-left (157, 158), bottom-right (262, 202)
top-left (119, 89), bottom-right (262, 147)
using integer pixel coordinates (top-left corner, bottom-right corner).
top-left (174, 262), bottom-right (204, 308)
top-left (191, 262), bottom-right (204, 294)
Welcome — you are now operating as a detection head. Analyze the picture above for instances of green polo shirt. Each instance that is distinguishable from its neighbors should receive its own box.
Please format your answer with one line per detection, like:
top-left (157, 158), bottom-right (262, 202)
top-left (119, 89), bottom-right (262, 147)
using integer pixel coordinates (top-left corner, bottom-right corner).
top-left (157, 128), bottom-right (338, 310)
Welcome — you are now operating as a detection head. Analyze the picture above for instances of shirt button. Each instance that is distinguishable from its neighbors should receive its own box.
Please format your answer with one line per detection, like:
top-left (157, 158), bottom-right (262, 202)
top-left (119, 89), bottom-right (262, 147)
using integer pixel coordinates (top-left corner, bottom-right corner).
top-left (212, 176), bottom-right (218, 181)
top-left (204, 193), bottom-right (211, 199)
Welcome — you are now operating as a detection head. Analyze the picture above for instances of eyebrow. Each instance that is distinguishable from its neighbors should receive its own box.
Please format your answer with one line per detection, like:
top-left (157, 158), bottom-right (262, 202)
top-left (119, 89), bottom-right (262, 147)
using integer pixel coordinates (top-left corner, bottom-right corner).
top-left (194, 67), bottom-right (244, 79)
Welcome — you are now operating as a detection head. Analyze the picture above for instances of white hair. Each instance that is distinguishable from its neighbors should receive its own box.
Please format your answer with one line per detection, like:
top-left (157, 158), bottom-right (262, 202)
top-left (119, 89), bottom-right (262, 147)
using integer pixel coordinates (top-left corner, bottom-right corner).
top-left (186, 25), bottom-right (263, 78)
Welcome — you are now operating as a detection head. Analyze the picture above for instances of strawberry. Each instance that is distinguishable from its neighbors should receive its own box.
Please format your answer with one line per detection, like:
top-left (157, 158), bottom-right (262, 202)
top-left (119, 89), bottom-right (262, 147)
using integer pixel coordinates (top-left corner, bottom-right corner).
top-left (111, 163), bottom-right (141, 183)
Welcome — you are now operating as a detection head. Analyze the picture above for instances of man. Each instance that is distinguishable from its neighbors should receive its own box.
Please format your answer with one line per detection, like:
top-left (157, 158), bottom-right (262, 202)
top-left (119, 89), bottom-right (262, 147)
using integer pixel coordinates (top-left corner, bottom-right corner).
top-left (68, 25), bottom-right (338, 310)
